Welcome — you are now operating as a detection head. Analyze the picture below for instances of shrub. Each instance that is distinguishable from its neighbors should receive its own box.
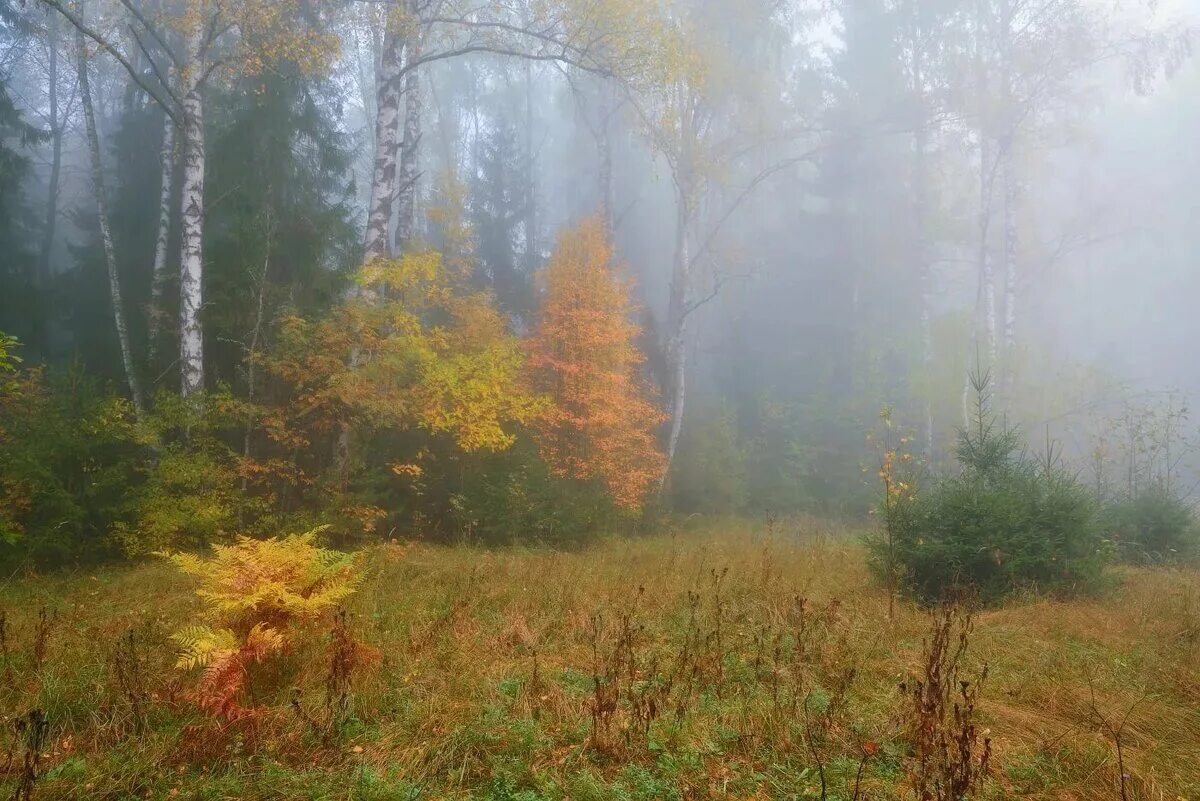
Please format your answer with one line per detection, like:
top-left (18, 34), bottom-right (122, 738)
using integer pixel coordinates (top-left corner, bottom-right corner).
top-left (426, 439), bottom-right (618, 545)
top-left (670, 406), bottom-right (749, 515)
top-left (113, 388), bottom-right (275, 557)
top-left (0, 360), bottom-right (142, 566)
top-left (870, 373), bottom-right (1107, 603)
top-left (1107, 485), bottom-right (1198, 564)
top-left (163, 528), bottom-right (361, 719)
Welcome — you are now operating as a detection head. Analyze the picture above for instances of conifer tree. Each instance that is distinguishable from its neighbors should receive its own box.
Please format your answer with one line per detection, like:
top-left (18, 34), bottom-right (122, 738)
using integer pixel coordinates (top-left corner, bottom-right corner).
top-left (527, 216), bottom-right (666, 509)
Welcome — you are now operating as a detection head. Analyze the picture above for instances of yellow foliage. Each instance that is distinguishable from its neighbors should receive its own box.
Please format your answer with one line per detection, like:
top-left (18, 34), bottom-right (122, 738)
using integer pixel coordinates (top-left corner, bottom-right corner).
top-left (262, 250), bottom-right (540, 471)
top-left (171, 0), bottom-right (339, 81)
top-left (162, 528), bottom-right (360, 719)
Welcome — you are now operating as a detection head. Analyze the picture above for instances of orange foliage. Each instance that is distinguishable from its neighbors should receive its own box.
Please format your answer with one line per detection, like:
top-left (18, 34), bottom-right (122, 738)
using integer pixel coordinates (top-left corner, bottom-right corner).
top-left (526, 217), bottom-right (667, 509)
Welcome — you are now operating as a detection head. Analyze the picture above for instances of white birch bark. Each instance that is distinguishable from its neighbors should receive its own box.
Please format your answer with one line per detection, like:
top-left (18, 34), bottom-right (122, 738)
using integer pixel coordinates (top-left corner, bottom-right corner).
top-left (38, 11), bottom-right (62, 288)
top-left (523, 58), bottom-right (538, 272)
top-left (178, 27), bottom-right (206, 398)
top-left (965, 0), bottom-right (993, 425)
top-left (663, 179), bottom-right (693, 483)
top-left (981, 133), bottom-right (997, 367)
top-left (597, 106), bottom-right (614, 235)
top-left (338, 17), bottom-right (406, 478)
top-left (147, 110), bottom-right (175, 367)
top-left (1002, 163), bottom-right (1017, 353)
top-left (363, 27), bottom-right (404, 263)
top-left (395, 25), bottom-right (423, 252)
top-left (78, 23), bottom-right (145, 416)
top-left (910, 9), bottom-right (934, 459)
top-left (1000, 140), bottom-right (1018, 399)
top-left (662, 90), bottom-right (698, 485)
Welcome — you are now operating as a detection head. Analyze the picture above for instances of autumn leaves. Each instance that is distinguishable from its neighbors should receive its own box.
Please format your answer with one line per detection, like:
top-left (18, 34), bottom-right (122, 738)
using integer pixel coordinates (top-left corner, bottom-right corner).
top-left (274, 216), bottom-right (667, 514)
top-left (527, 218), bottom-right (667, 509)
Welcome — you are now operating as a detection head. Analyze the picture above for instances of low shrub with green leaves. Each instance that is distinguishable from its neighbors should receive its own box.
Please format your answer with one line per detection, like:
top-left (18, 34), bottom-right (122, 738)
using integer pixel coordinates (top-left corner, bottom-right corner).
top-left (1107, 485), bottom-right (1198, 564)
top-left (0, 359), bottom-right (142, 565)
top-left (870, 374), bottom-right (1107, 603)
top-left (426, 440), bottom-right (620, 545)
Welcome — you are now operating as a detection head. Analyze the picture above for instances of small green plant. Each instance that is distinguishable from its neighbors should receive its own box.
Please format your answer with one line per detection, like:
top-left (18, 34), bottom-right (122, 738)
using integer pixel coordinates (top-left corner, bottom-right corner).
top-left (868, 405), bottom-right (918, 618)
top-left (1106, 484), bottom-right (1197, 564)
top-left (872, 371), bottom-right (1106, 602)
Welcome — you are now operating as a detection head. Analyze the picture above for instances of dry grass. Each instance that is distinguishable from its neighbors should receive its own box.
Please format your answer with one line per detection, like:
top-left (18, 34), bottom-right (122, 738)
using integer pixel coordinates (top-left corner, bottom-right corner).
top-left (0, 520), bottom-right (1196, 800)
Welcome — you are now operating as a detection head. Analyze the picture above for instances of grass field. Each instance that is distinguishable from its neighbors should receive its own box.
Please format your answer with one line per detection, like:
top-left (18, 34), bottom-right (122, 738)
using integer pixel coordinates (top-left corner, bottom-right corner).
top-left (0, 520), bottom-right (1196, 800)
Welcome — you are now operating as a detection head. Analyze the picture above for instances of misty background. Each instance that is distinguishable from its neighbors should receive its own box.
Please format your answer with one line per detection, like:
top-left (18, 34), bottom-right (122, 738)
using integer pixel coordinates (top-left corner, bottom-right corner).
top-left (2, 0), bottom-right (1199, 521)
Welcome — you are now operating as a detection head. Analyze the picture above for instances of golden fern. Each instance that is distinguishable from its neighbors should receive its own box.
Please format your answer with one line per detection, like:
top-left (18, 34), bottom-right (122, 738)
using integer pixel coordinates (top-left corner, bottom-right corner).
top-left (170, 625), bottom-right (238, 671)
top-left (162, 527), bottom-right (361, 719)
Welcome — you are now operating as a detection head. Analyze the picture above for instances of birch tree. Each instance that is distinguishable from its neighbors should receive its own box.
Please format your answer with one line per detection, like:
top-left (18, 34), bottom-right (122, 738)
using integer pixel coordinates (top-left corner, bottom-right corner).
top-left (36, 11), bottom-right (62, 290)
top-left (75, 6), bottom-right (144, 414)
top-left (360, 0), bottom-right (662, 266)
top-left (146, 101), bottom-right (174, 367)
top-left (629, 0), bottom-right (821, 479)
top-left (39, 0), bottom-right (338, 398)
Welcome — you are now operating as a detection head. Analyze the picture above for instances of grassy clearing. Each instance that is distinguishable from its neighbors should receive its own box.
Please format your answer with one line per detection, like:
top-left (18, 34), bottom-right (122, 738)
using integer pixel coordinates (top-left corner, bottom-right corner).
top-left (0, 520), bottom-right (1196, 800)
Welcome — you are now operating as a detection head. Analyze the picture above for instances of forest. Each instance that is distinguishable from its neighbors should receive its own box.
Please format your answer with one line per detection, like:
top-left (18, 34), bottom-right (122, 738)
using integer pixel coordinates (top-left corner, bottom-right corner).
top-left (1, 0), bottom-right (1199, 798)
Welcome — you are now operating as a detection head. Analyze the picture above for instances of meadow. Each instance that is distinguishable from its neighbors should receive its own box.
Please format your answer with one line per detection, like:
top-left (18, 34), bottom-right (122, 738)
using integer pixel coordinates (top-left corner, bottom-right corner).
top-left (0, 520), bottom-right (1196, 801)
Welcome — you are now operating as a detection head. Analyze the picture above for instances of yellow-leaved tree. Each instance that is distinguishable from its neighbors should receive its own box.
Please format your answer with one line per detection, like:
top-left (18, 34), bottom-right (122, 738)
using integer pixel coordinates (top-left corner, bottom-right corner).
top-left (163, 528), bottom-right (360, 720)
top-left (526, 217), bottom-right (666, 509)
top-left (259, 250), bottom-right (542, 532)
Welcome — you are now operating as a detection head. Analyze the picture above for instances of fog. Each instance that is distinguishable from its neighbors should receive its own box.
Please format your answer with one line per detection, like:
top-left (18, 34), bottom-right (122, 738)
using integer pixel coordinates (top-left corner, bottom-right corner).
top-left (2, 0), bottom-right (1200, 518)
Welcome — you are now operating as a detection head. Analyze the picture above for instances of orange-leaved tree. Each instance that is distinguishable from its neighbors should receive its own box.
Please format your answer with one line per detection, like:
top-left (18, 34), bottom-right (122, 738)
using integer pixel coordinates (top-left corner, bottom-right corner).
top-left (526, 217), bottom-right (666, 509)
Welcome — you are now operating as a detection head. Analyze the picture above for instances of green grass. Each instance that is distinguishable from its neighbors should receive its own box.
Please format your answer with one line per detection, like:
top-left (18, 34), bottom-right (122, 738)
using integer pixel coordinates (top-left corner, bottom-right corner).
top-left (0, 521), bottom-right (1196, 800)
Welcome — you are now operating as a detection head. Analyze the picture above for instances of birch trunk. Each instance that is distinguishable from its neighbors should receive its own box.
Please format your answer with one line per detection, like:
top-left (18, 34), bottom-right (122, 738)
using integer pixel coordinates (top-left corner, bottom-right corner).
top-left (981, 140), bottom-right (997, 366)
top-left (34, 12), bottom-right (64, 355)
top-left (964, 0), bottom-right (996, 424)
top-left (1000, 141), bottom-right (1018, 397)
top-left (663, 189), bottom-right (692, 483)
top-left (963, 134), bottom-right (996, 426)
top-left (597, 83), bottom-right (614, 236)
top-left (911, 10), bottom-right (934, 459)
top-left (1002, 156), bottom-right (1017, 352)
top-left (38, 12), bottom-right (62, 290)
top-left (147, 110), bottom-right (175, 367)
top-left (661, 90), bottom-right (698, 485)
top-left (395, 26), bottom-right (423, 252)
top-left (997, 2), bottom-right (1017, 395)
top-left (523, 59), bottom-right (538, 272)
top-left (363, 27), bottom-right (403, 263)
top-left (178, 27), bottom-right (206, 398)
top-left (78, 24), bottom-right (145, 416)
top-left (337, 21), bottom-right (405, 478)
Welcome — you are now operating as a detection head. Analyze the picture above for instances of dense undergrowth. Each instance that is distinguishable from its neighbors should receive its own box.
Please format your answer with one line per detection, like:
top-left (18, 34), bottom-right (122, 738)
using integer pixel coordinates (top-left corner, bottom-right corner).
top-left (0, 523), bottom-right (1195, 800)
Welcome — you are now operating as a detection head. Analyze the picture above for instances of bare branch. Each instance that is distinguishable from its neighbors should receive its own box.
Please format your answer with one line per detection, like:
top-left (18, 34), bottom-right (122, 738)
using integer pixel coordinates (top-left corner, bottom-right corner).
top-left (128, 25), bottom-right (175, 105)
top-left (116, 0), bottom-right (180, 68)
top-left (35, 0), bottom-right (181, 125)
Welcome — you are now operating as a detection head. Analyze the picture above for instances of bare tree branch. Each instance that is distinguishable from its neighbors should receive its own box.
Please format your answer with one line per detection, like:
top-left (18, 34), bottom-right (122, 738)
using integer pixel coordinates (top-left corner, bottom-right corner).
top-left (116, 0), bottom-right (180, 67)
top-left (35, 0), bottom-right (182, 125)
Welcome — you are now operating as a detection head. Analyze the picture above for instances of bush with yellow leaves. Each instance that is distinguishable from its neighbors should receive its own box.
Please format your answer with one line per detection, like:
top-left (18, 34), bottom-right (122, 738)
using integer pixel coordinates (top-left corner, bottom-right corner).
top-left (162, 528), bottom-right (361, 720)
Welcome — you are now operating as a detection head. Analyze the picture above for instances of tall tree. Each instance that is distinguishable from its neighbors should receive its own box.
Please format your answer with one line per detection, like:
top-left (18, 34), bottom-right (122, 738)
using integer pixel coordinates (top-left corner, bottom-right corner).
top-left (526, 216), bottom-right (666, 509)
top-left (39, 0), bottom-right (338, 398)
top-left (76, 13), bottom-right (144, 414)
